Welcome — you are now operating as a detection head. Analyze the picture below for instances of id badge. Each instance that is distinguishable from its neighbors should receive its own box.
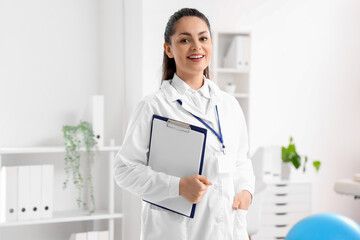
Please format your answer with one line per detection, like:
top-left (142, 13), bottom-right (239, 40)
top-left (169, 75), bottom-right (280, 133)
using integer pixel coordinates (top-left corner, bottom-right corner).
top-left (217, 154), bottom-right (236, 174)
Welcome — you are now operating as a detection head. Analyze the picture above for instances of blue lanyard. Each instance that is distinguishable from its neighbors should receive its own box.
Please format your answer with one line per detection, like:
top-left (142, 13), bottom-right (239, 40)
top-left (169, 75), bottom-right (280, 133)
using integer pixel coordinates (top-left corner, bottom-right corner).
top-left (176, 99), bottom-right (226, 154)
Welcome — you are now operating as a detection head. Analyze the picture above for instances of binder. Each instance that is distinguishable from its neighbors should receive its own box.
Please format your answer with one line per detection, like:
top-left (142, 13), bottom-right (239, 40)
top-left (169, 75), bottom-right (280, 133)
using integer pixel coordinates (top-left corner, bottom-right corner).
top-left (223, 35), bottom-right (250, 72)
top-left (243, 36), bottom-right (250, 70)
top-left (29, 165), bottom-right (42, 220)
top-left (87, 231), bottom-right (98, 240)
top-left (143, 115), bottom-right (207, 218)
top-left (18, 166), bottom-right (31, 220)
top-left (98, 230), bottom-right (109, 240)
top-left (0, 166), bottom-right (18, 222)
top-left (40, 165), bottom-right (54, 219)
top-left (82, 95), bottom-right (105, 146)
top-left (69, 232), bottom-right (87, 240)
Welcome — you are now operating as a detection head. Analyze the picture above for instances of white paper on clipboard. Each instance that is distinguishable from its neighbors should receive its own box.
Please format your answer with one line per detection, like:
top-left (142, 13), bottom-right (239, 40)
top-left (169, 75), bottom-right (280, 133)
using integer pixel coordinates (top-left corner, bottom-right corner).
top-left (143, 115), bottom-right (207, 218)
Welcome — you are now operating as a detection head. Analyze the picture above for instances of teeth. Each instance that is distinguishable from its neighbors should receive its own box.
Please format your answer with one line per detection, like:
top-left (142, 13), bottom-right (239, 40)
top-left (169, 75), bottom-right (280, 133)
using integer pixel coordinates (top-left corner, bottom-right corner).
top-left (188, 55), bottom-right (203, 59)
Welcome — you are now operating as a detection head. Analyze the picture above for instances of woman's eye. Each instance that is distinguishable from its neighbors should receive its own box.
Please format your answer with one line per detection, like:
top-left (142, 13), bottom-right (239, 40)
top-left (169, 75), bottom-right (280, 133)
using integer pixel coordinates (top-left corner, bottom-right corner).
top-left (180, 39), bottom-right (189, 43)
top-left (200, 37), bottom-right (208, 41)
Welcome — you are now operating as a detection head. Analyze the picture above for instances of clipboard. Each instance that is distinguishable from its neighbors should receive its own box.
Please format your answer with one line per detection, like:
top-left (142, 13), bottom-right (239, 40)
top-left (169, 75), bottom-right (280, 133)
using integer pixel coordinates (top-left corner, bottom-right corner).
top-left (143, 115), bottom-right (207, 218)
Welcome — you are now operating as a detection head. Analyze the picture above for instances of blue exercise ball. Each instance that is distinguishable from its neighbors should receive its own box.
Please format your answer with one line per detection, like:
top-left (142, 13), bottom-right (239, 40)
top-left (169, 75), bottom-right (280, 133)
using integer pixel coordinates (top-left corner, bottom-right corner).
top-left (286, 213), bottom-right (360, 240)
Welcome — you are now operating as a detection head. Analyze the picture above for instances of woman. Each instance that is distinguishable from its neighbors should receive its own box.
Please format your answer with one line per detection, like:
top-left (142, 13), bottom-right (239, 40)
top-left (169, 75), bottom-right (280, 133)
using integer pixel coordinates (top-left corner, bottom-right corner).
top-left (114, 8), bottom-right (255, 240)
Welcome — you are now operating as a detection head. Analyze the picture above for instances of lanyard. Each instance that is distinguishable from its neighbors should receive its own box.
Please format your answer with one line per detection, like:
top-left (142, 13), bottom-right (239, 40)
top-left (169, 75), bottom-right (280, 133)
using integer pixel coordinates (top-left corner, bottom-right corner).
top-left (176, 99), bottom-right (226, 154)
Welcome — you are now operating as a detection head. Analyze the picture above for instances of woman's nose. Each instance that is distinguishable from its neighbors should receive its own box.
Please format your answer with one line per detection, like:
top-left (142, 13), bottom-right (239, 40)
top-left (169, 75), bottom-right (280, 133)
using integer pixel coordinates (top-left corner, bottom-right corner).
top-left (192, 41), bottom-right (202, 51)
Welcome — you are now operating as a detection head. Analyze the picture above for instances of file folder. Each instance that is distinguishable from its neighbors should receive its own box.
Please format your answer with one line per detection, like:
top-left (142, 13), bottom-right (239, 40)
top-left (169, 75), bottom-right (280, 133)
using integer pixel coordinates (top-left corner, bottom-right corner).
top-left (0, 166), bottom-right (18, 222)
top-left (69, 232), bottom-right (87, 240)
top-left (143, 115), bottom-right (207, 218)
top-left (87, 231), bottom-right (98, 240)
top-left (223, 35), bottom-right (250, 72)
top-left (98, 230), bottom-right (109, 240)
top-left (40, 165), bottom-right (54, 219)
top-left (18, 166), bottom-right (31, 220)
top-left (29, 165), bottom-right (42, 220)
top-left (82, 95), bottom-right (105, 146)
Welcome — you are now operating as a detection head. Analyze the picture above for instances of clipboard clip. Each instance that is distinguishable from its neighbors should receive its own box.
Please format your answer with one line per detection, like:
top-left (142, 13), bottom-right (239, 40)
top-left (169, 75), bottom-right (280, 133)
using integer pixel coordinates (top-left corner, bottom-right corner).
top-left (167, 119), bottom-right (191, 133)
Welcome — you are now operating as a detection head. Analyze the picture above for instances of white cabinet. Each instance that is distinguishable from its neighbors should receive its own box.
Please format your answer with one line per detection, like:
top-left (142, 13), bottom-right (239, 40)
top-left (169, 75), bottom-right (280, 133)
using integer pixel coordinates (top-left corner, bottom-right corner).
top-left (253, 181), bottom-right (312, 240)
top-left (212, 31), bottom-right (251, 133)
top-left (0, 146), bottom-right (123, 240)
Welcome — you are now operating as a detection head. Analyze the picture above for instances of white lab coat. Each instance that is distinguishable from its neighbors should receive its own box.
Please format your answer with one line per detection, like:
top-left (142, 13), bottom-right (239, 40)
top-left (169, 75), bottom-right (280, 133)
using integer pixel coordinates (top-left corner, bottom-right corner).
top-left (114, 75), bottom-right (255, 240)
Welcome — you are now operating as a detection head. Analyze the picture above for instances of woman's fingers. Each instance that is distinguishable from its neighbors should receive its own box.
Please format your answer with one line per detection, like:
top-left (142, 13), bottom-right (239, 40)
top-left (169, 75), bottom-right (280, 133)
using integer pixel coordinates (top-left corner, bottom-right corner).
top-left (232, 195), bottom-right (241, 210)
top-left (197, 175), bottom-right (212, 186)
top-left (180, 175), bottom-right (211, 203)
top-left (232, 190), bottom-right (252, 210)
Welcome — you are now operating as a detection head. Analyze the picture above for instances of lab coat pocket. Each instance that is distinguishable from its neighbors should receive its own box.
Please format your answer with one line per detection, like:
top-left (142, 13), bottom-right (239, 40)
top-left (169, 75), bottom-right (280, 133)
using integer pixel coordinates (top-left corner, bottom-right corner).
top-left (143, 204), bottom-right (187, 240)
top-left (233, 209), bottom-right (248, 240)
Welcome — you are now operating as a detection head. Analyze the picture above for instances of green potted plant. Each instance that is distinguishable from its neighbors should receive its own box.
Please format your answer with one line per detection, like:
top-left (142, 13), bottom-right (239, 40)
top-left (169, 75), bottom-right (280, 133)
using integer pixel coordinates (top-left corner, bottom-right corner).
top-left (62, 121), bottom-right (98, 214)
top-left (281, 137), bottom-right (321, 179)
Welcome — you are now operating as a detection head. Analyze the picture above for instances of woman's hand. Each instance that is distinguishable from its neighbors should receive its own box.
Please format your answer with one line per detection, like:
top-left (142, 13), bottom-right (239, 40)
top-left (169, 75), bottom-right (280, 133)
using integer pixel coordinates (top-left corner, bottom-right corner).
top-left (179, 175), bottom-right (212, 203)
top-left (232, 190), bottom-right (252, 210)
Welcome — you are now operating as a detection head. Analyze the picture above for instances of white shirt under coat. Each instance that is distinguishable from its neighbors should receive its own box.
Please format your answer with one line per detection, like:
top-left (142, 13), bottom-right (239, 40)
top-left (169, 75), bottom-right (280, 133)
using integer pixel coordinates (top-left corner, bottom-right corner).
top-left (114, 74), bottom-right (255, 240)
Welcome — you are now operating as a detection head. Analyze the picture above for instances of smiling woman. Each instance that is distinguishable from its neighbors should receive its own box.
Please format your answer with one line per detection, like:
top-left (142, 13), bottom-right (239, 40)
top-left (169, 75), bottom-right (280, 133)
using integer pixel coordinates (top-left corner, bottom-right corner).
top-left (114, 7), bottom-right (255, 240)
top-left (163, 16), bottom-right (212, 90)
top-left (162, 9), bottom-right (212, 85)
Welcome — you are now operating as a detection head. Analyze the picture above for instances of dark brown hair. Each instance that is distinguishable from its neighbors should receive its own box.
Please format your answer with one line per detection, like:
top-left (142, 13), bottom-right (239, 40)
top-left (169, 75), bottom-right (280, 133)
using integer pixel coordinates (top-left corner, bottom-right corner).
top-left (162, 8), bottom-right (212, 81)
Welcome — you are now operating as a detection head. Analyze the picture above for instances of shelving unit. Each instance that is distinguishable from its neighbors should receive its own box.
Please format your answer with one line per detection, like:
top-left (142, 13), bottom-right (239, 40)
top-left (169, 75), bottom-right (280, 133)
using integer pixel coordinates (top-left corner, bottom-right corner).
top-left (0, 210), bottom-right (123, 227)
top-left (212, 31), bottom-right (251, 134)
top-left (0, 146), bottom-right (122, 240)
top-left (251, 146), bottom-right (313, 239)
top-left (253, 180), bottom-right (312, 240)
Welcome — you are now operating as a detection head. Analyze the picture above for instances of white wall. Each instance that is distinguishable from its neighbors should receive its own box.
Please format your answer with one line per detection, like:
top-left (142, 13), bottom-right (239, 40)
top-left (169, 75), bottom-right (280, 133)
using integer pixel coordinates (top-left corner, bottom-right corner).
top-left (0, 0), bottom-right (125, 239)
top-left (99, 0), bottom-right (126, 146)
top-left (0, 0), bottom-right (100, 147)
top-left (0, 0), bottom-right (125, 146)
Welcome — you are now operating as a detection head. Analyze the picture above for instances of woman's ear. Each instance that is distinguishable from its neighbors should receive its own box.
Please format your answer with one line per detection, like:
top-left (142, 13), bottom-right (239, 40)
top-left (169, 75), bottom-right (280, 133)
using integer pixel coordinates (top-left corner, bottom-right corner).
top-left (164, 43), bottom-right (173, 58)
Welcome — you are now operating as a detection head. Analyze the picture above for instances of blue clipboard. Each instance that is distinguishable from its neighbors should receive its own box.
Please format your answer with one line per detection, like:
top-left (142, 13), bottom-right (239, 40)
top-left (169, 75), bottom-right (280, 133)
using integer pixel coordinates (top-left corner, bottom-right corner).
top-left (143, 115), bottom-right (207, 218)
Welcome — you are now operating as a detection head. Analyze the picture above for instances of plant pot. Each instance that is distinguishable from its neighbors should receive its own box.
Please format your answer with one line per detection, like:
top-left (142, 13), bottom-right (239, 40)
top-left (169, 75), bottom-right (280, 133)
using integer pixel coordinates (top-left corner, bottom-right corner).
top-left (281, 162), bottom-right (291, 180)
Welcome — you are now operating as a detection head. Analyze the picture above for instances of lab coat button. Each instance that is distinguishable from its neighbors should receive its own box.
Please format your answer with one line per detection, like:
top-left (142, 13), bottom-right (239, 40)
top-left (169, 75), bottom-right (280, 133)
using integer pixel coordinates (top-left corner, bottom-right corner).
top-left (213, 184), bottom-right (222, 193)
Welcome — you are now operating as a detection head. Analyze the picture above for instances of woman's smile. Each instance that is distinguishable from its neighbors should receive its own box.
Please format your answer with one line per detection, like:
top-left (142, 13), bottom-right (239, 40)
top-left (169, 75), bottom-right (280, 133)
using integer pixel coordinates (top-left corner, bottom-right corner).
top-left (187, 54), bottom-right (205, 62)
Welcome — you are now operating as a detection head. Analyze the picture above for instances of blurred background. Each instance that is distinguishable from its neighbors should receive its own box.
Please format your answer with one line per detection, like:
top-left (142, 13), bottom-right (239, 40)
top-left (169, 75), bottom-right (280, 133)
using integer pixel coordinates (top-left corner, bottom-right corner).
top-left (0, 0), bottom-right (359, 239)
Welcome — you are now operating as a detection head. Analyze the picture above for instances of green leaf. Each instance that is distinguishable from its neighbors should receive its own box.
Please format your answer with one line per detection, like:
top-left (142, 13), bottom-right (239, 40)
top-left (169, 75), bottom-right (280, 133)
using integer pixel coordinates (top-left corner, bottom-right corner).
top-left (282, 147), bottom-right (290, 162)
top-left (62, 120), bottom-right (98, 214)
top-left (291, 153), bottom-right (301, 169)
top-left (288, 144), bottom-right (296, 153)
top-left (303, 156), bottom-right (308, 173)
top-left (282, 137), bottom-right (322, 173)
top-left (313, 161), bottom-right (321, 172)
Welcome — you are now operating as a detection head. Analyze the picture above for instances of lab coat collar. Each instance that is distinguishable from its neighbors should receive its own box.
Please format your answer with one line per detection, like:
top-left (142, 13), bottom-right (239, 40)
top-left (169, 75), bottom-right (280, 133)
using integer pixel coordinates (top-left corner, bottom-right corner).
top-left (170, 74), bottom-right (191, 96)
top-left (199, 80), bottom-right (211, 99)
top-left (161, 74), bottom-right (221, 103)
top-left (160, 74), bottom-right (222, 121)
top-left (171, 74), bottom-right (211, 99)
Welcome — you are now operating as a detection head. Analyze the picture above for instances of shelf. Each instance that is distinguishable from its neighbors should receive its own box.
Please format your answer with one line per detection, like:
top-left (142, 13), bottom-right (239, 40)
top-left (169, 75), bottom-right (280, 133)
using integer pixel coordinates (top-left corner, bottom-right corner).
top-left (215, 68), bottom-right (249, 74)
top-left (233, 93), bottom-right (249, 98)
top-left (0, 146), bottom-right (121, 154)
top-left (214, 30), bottom-right (251, 35)
top-left (0, 210), bottom-right (123, 227)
